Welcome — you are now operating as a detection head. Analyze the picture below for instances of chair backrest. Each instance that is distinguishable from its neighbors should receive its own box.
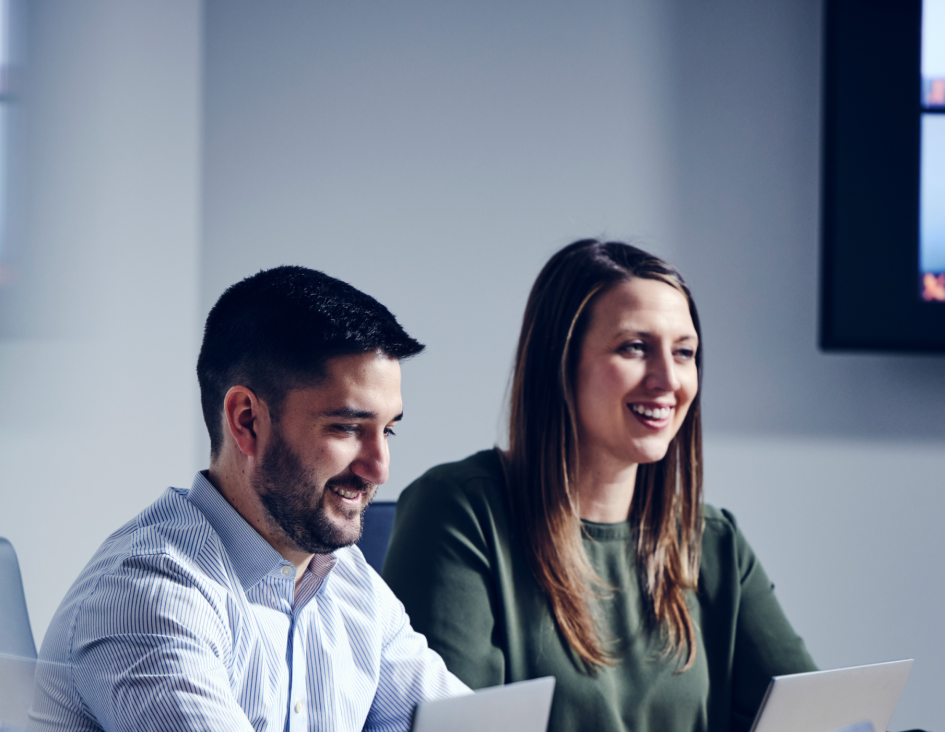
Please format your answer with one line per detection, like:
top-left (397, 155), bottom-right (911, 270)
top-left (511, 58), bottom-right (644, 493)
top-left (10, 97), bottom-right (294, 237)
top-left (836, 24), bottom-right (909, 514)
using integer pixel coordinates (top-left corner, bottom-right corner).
top-left (356, 501), bottom-right (397, 574)
top-left (0, 537), bottom-right (36, 660)
top-left (0, 652), bottom-right (36, 730)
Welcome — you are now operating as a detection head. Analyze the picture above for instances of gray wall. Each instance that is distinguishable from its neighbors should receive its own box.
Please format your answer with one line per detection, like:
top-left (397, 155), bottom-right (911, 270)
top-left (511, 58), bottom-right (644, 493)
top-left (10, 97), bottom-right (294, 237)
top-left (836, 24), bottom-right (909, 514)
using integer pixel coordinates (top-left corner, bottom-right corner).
top-left (0, 0), bottom-right (942, 728)
top-left (202, 2), bottom-right (945, 728)
top-left (201, 0), bottom-right (681, 493)
top-left (0, 0), bottom-right (203, 645)
top-left (665, 4), bottom-right (945, 726)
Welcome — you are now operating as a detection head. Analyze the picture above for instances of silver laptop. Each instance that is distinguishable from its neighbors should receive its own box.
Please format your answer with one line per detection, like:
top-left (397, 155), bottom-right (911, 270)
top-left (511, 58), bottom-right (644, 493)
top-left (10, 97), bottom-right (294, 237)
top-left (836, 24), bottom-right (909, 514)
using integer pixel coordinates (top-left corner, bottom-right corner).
top-left (749, 660), bottom-right (913, 732)
top-left (412, 677), bottom-right (555, 732)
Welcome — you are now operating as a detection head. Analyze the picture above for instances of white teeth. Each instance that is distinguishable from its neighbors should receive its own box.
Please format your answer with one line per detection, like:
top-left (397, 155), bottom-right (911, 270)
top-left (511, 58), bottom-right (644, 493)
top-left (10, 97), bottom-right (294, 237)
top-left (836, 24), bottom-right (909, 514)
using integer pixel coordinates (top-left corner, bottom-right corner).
top-left (630, 404), bottom-right (672, 420)
top-left (332, 486), bottom-right (359, 500)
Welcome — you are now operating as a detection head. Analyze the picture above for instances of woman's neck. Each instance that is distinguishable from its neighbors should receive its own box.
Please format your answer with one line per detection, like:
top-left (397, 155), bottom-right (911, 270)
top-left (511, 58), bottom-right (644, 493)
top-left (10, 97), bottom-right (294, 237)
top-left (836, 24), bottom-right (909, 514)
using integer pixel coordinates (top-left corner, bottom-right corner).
top-left (575, 452), bottom-right (638, 523)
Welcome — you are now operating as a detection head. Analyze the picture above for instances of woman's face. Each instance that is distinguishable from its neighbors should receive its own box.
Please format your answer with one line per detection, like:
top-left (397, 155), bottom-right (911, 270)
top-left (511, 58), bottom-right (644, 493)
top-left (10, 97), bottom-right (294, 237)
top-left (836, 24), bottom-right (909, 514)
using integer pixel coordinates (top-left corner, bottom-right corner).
top-left (574, 278), bottom-right (699, 472)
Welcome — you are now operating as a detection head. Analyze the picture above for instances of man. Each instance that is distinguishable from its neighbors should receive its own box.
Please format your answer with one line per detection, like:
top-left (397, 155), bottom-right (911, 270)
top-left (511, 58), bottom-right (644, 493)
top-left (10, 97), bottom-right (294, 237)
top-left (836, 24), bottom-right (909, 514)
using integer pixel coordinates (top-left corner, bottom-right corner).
top-left (31, 266), bottom-right (469, 732)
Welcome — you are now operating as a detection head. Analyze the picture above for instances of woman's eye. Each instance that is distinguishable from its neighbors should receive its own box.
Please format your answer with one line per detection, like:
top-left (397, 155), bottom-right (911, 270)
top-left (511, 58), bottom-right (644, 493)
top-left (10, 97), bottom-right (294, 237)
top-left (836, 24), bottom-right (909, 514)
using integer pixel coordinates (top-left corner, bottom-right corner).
top-left (384, 427), bottom-right (397, 438)
top-left (675, 348), bottom-right (696, 361)
top-left (619, 341), bottom-right (646, 355)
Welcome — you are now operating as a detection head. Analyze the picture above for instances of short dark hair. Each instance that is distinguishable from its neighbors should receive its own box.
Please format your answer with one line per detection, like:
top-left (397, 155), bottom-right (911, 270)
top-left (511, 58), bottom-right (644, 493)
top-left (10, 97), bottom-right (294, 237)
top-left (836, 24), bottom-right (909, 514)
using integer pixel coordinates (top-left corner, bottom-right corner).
top-left (197, 265), bottom-right (424, 457)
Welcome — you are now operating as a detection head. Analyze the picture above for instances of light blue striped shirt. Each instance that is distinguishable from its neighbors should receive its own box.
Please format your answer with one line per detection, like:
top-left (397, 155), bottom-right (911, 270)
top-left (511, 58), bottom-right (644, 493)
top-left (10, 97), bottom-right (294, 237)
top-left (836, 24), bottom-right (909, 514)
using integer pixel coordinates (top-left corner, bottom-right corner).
top-left (30, 473), bottom-right (470, 732)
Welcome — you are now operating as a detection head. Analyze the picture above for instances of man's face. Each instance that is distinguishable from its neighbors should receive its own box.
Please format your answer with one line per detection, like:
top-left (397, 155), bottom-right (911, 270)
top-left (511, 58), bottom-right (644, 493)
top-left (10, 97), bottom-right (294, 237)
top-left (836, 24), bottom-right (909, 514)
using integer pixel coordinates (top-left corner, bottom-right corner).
top-left (251, 351), bottom-right (403, 555)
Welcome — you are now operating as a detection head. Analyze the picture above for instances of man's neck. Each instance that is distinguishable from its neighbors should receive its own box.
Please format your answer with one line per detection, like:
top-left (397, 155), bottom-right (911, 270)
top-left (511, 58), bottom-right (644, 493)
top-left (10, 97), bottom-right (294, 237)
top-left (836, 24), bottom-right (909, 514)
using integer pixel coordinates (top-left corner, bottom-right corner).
top-left (206, 460), bottom-right (315, 575)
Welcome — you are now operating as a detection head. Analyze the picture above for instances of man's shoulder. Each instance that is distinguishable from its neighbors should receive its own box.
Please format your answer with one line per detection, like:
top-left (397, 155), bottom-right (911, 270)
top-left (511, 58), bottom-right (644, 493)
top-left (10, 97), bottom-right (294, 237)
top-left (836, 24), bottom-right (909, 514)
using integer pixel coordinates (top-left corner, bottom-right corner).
top-left (39, 487), bottom-right (229, 661)
top-left (63, 487), bottom-right (225, 613)
top-left (107, 486), bottom-right (219, 567)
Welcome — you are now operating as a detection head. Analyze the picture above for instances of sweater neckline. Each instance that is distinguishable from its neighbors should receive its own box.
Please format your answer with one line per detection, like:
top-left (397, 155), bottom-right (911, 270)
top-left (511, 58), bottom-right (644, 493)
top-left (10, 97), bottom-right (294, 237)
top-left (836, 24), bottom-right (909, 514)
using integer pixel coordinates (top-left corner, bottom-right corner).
top-left (581, 519), bottom-right (633, 541)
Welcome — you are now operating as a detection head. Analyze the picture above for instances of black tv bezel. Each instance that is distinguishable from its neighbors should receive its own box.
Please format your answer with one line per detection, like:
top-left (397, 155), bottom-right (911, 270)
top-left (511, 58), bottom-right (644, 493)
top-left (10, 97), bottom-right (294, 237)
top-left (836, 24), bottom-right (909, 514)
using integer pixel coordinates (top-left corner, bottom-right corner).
top-left (820, 0), bottom-right (945, 352)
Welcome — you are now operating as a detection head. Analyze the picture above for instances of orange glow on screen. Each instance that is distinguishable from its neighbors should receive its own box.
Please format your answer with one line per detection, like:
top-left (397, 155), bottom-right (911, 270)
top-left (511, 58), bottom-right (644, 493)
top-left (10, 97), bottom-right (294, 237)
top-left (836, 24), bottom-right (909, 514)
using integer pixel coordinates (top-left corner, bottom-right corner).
top-left (922, 272), bottom-right (945, 301)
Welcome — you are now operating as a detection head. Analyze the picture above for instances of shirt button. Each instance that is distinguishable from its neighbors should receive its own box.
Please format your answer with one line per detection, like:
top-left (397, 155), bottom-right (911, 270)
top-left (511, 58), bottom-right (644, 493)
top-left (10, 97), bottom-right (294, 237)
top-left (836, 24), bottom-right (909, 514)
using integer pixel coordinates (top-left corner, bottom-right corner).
top-left (294, 700), bottom-right (304, 714)
top-left (280, 565), bottom-right (293, 577)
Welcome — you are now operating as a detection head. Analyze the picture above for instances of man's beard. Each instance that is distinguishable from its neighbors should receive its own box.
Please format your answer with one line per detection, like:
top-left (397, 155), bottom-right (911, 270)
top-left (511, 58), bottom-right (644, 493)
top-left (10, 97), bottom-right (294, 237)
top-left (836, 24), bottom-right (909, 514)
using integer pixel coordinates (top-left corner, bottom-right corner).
top-left (252, 426), bottom-right (376, 554)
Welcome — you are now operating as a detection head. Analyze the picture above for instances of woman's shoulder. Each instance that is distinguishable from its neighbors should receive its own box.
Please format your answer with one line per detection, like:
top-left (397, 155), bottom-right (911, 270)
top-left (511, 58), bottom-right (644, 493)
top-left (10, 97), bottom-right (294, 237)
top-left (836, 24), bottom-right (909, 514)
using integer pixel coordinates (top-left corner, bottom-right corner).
top-left (702, 503), bottom-right (740, 536)
top-left (396, 448), bottom-right (511, 526)
top-left (701, 503), bottom-right (751, 554)
top-left (699, 504), bottom-right (765, 590)
top-left (413, 447), bottom-right (505, 482)
top-left (402, 448), bottom-right (506, 499)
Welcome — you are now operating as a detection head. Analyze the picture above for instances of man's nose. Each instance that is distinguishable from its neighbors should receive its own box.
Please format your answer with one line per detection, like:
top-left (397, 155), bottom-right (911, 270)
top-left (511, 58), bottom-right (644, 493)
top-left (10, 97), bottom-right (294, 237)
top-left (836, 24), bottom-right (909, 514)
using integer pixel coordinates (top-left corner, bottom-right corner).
top-left (351, 432), bottom-right (389, 486)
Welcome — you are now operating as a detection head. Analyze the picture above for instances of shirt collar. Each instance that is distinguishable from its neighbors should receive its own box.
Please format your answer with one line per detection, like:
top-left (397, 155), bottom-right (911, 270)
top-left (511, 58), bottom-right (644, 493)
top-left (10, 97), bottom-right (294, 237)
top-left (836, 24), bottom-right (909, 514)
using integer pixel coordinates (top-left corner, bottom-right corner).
top-left (295, 553), bottom-right (337, 609)
top-left (307, 552), bottom-right (337, 580)
top-left (187, 471), bottom-right (295, 591)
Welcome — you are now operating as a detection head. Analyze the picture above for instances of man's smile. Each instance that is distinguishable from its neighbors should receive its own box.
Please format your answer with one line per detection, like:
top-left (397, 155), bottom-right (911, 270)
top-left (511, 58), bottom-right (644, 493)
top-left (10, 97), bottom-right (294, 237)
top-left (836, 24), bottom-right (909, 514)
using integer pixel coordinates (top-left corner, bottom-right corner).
top-left (329, 484), bottom-right (361, 500)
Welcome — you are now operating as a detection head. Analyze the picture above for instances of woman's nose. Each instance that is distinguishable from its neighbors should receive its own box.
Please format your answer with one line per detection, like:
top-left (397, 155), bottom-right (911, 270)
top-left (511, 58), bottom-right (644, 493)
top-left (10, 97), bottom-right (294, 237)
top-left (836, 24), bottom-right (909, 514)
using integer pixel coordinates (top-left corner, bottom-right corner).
top-left (644, 349), bottom-right (680, 393)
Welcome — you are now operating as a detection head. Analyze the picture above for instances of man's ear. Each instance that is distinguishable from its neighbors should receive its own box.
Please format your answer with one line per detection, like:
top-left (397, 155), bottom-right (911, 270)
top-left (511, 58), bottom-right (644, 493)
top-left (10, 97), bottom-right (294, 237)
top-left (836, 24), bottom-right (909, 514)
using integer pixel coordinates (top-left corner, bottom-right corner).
top-left (222, 386), bottom-right (269, 458)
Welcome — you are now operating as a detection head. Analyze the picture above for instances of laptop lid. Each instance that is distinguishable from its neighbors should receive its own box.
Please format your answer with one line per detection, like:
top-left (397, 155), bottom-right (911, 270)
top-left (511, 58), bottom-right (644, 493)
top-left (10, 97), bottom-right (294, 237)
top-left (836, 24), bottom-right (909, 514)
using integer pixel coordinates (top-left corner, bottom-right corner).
top-left (412, 676), bottom-right (556, 732)
top-left (749, 659), bottom-right (913, 732)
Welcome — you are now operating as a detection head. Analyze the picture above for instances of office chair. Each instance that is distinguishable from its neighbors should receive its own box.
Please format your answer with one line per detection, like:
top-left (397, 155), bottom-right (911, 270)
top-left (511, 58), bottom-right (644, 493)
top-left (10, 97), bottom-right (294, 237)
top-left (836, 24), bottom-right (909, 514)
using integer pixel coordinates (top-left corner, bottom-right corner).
top-left (0, 537), bottom-right (37, 730)
top-left (357, 501), bottom-right (397, 574)
top-left (0, 537), bottom-right (35, 661)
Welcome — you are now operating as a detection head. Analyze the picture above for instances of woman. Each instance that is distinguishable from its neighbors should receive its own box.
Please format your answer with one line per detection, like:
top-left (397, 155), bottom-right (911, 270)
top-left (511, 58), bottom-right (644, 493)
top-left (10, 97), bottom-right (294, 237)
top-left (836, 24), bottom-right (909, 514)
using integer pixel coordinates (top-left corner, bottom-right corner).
top-left (382, 239), bottom-right (815, 732)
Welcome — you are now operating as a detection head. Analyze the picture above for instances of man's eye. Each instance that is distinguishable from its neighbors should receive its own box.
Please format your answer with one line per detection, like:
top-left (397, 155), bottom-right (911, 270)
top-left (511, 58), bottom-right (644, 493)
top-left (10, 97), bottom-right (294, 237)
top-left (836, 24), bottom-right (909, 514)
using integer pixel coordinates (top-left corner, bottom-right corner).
top-left (333, 424), bottom-right (359, 434)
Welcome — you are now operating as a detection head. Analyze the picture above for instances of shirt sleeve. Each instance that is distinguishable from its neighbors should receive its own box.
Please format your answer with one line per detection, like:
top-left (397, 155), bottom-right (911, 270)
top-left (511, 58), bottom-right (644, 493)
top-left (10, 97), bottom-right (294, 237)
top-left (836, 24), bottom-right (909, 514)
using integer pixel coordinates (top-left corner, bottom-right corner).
top-left (382, 467), bottom-right (508, 690)
top-left (718, 508), bottom-right (818, 732)
top-left (68, 552), bottom-right (257, 732)
top-left (362, 575), bottom-right (471, 732)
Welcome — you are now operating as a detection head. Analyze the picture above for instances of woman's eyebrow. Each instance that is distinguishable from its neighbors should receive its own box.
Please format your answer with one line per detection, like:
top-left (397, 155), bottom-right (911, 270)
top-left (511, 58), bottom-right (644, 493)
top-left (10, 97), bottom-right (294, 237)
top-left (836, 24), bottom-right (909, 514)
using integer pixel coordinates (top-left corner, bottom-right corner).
top-left (612, 329), bottom-right (698, 342)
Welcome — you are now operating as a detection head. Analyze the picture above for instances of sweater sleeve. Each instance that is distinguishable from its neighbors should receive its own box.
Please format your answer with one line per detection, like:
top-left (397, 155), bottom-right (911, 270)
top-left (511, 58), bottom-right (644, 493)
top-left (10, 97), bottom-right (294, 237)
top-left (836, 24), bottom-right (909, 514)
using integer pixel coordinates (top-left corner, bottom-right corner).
top-left (384, 468), bottom-right (506, 689)
top-left (382, 461), bottom-right (508, 690)
top-left (717, 508), bottom-right (818, 732)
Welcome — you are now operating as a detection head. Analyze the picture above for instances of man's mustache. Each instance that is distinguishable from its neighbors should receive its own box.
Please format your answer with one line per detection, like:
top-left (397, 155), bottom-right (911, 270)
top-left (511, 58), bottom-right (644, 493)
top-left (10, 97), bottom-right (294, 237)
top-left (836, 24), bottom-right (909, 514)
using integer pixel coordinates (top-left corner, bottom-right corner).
top-left (325, 475), bottom-right (375, 494)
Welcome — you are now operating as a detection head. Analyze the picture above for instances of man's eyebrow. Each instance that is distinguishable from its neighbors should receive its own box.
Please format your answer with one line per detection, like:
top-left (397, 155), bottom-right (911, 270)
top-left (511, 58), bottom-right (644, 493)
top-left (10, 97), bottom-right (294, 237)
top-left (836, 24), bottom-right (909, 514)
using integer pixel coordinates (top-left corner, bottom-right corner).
top-left (321, 407), bottom-right (404, 422)
top-left (322, 407), bottom-right (376, 419)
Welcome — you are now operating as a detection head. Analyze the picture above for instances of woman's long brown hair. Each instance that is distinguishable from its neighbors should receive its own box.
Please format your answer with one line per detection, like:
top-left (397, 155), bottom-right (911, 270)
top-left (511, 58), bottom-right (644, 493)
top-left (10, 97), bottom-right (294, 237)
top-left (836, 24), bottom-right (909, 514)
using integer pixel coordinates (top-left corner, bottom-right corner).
top-left (505, 239), bottom-right (704, 671)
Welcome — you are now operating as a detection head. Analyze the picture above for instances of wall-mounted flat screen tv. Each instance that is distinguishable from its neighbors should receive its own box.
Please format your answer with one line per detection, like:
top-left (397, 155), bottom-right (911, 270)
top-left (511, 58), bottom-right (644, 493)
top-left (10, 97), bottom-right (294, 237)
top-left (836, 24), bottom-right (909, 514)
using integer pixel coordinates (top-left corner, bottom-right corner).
top-left (821, 0), bottom-right (945, 351)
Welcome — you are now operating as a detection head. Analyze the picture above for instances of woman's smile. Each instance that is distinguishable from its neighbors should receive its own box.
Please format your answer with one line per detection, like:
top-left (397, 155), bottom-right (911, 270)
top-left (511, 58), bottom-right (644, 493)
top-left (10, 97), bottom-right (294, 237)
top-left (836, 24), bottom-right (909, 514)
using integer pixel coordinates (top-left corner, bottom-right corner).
top-left (627, 401), bottom-right (675, 428)
top-left (575, 277), bottom-right (699, 472)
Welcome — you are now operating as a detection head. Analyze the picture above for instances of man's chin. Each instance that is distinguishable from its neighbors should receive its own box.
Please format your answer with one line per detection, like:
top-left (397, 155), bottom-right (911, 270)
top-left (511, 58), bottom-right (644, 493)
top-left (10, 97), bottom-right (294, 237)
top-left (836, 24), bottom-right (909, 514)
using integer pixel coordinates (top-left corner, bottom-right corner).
top-left (297, 509), bottom-right (365, 554)
top-left (325, 515), bottom-right (364, 547)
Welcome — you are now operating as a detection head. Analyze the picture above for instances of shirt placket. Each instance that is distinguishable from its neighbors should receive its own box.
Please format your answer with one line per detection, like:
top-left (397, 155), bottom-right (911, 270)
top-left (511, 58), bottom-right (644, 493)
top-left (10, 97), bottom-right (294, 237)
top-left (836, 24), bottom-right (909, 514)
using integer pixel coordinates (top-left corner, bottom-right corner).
top-left (270, 561), bottom-right (308, 732)
top-left (281, 556), bottom-right (331, 732)
top-left (287, 608), bottom-right (308, 732)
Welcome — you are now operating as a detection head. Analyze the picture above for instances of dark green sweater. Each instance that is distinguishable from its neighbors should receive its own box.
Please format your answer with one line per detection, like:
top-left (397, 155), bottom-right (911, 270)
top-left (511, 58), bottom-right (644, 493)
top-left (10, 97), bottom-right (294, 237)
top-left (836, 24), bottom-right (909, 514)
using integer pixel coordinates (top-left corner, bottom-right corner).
top-left (383, 449), bottom-right (816, 732)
